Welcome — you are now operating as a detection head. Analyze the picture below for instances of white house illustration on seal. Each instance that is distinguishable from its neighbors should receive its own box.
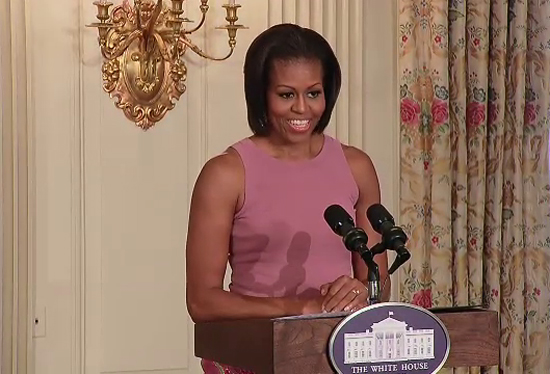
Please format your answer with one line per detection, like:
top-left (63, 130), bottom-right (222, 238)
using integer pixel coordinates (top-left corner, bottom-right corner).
top-left (344, 311), bottom-right (435, 364)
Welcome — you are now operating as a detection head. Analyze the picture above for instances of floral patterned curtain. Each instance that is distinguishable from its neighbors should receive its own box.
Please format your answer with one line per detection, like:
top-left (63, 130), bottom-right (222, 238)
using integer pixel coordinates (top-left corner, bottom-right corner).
top-left (398, 1), bottom-right (550, 373)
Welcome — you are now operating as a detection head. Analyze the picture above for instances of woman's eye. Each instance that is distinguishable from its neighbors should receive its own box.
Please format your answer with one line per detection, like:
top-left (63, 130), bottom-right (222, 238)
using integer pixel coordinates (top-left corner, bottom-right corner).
top-left (308, 90), bottom-right (322, 98)
top-left (278, 92), bottom-right (294, 99)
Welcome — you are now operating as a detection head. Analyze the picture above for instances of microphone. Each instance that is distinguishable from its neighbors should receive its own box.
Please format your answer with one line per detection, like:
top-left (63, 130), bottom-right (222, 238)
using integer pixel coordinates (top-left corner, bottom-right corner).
top-left (324, 204), bottom-right (369, 254)
top-left (324, 204), bottom-right (381, 303)
top-left (366, 203), bottom-right (411, 274)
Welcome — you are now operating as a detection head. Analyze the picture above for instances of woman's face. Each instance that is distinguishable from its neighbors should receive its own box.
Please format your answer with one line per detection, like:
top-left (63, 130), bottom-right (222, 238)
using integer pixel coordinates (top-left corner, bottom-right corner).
top-left (265, 58), bottom-right (326, 142)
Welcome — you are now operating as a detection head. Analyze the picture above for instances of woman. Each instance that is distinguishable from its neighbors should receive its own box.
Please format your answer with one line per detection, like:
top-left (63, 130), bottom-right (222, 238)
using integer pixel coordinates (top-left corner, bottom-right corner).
top-left (185, 23), bottom-right (390, 373)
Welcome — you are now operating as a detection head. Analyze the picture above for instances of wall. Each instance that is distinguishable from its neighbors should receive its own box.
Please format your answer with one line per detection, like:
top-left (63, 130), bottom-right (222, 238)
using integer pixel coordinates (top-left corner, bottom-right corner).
top-left (0, 1), bottom-right (398, 373)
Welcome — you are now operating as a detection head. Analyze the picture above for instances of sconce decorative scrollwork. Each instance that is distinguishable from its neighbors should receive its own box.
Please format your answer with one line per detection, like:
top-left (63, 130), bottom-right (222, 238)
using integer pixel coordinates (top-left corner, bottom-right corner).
top-left (88, 0), bottom-right (246, 130)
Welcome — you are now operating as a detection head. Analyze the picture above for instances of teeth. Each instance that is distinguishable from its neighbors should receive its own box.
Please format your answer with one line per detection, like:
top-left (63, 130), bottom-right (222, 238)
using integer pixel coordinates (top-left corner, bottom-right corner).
top-left (288, 120), bottom-right (310, 127)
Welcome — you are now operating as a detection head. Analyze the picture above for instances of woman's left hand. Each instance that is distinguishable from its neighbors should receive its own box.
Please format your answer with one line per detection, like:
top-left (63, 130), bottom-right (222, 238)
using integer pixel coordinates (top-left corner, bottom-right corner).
top-left (319, 275), bottom-right (368, 313)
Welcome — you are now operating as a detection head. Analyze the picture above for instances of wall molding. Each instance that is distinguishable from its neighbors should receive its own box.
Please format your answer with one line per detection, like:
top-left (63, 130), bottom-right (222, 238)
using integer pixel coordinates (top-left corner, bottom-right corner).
top-left (1, 0), bottom-right (32, 373)
top-left (72, 1), bottom-right (85, 373)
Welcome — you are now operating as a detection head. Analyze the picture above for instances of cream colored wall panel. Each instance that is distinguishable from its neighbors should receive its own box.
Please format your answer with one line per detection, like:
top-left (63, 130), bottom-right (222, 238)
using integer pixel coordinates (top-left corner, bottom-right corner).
top-left (204, 0), bottom-right (267, 157)
top-left (81, 2), bottom-right (105, 371)
top-left (29, 0), bottom-right (83, 372)
top-left (309, 1), bottom-right (323, 34)
top-left (267, 1), bottom-right (282, 27)
top-left (32, 1), bottom-right (204, 374)
top-left (96, 23), bottom-right (195, 374)
top-left (348, 0), bottom-right (364, 149)
top-left (321, 0), bottom-right (338, 138)
top-left (362, 0), bottom-right (399, 217)
top-left (282, 0), bottom-right (297, 25)
top-left (0, 2), bottom-right (11, 371)
top-left (335, 1), bottom-right (350, 145)
top-left (99, 121), bottom-right (191, 373)
top-left (26, 1), bottom-right (399, 374)
top-left (296, 1), bottom-right (310, 27)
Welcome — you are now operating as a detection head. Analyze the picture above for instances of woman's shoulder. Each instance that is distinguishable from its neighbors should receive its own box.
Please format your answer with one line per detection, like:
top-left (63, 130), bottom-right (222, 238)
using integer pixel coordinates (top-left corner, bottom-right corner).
top-left (341, 144), bottom-right (374, 168)
top-left (340, 144), bottom-right (380, 191)
top-left (194, 145), bottom-right (244, 197)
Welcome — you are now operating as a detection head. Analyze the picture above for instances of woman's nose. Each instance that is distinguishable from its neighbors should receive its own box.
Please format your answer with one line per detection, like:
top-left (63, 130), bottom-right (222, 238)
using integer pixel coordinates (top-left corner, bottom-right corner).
top-left (291, 95), bottom-right (307, 113)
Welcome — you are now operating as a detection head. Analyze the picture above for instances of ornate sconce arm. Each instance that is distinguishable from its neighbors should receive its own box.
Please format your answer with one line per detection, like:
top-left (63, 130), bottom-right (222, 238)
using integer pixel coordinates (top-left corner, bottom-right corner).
top-left (183, 0), bottom-right (209, 35)
top-left (87, 0), bottom-right (246, 130)
top-left (179, 36), bottom-right (234, 61)
top-left (182, 3), bottom-right (247, 61)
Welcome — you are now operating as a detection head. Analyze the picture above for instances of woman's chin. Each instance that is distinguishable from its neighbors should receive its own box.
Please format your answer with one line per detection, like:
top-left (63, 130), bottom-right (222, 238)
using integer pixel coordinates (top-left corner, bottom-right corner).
top-left (284, 129), bottom-right (315, 142)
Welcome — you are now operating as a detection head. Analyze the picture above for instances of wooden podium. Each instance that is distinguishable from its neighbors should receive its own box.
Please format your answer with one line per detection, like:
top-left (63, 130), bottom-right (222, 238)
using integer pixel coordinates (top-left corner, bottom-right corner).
top-left (194, 307), bottom-right (499, 374)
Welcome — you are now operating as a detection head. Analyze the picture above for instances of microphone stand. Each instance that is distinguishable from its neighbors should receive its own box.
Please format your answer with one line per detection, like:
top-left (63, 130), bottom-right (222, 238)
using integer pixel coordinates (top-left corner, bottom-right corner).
top-left (363, 242), bottom-right (395, 304)
top-left (356, 244), bottom-right (381, 305)
top-left (340, 228), bottom-right (386, 304)
top-left (367, 241), bottom-right (411, 303)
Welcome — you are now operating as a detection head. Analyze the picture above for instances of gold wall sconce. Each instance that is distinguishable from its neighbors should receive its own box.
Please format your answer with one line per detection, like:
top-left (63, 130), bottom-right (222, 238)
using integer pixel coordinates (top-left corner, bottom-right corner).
top-left (88, 0), bottom-right (246, 130)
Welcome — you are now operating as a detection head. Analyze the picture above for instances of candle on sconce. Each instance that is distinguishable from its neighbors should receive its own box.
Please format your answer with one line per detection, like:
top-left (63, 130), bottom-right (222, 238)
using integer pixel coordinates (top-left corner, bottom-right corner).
top-left (229, 0), bottom-right (235, 5)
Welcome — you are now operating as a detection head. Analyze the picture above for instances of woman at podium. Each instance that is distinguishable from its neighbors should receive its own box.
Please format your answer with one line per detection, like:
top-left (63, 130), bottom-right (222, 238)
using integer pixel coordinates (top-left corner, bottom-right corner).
top-left (185, 23), bottom-right (390, 373)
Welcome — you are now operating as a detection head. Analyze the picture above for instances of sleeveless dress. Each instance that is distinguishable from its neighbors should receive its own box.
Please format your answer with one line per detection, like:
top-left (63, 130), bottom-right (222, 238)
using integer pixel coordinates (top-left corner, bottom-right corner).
top-left (201, 135), bottom-right (359, 374)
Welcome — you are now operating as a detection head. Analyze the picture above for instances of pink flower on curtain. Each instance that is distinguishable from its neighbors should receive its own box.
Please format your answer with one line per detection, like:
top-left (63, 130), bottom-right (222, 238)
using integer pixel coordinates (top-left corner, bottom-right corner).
top-left (401, 98), bottom-right (421, 126)
top-left (431, 99), bottom-right (448, 125)
top-left (524, 102), bottom-right (538, 124)
top-left (466, 102), bottom-right (486, 127)
top-left (411, 289), bottom-right (432, 309)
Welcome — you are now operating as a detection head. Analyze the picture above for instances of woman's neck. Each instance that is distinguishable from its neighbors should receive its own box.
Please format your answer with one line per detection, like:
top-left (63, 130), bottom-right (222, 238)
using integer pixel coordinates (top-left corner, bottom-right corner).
top-left (252, 133), bottom-right (325, 161)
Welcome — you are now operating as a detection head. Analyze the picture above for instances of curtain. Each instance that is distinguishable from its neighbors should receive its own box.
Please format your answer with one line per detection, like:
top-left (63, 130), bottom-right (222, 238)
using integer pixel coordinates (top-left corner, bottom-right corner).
top-left (398, 1), bottom-right (550, 373)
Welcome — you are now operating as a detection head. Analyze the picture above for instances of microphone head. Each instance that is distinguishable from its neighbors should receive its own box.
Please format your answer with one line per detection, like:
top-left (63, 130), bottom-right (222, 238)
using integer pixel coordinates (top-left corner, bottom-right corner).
top-left (366, 203), bottom-right (395, 234)
top-left (324, 204), bottom-right (355, 237)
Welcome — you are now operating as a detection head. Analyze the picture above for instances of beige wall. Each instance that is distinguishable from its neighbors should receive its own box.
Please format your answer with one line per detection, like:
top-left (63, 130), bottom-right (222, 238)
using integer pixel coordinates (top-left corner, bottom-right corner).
top-left (0, 1), bottom-right (399, 373)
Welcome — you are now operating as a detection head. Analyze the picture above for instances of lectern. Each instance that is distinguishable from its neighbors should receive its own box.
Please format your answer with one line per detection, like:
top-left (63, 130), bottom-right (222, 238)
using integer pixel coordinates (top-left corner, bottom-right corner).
top-left (194, 307), bottom-right (499, 374)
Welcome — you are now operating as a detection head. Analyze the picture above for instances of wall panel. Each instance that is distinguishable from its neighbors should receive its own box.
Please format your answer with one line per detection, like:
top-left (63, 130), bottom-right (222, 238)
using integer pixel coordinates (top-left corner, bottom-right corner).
top-left (0, 1), bottom-right (399, 373)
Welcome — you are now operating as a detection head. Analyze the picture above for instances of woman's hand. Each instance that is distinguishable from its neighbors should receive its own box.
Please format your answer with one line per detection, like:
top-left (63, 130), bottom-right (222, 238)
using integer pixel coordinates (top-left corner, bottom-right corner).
top-left (320, 275), bottom-right (368, 313)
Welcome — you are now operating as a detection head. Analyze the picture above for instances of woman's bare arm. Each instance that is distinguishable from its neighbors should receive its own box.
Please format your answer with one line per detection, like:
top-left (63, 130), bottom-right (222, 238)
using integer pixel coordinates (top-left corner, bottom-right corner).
top-left (344, 146), bottom-right (391, 302)
top-left (185, 149), bottom-right (321, 322)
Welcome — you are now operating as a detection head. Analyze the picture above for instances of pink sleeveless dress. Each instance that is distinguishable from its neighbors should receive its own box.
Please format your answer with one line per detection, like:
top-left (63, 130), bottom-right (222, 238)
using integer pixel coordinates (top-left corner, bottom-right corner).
top-left (201, 135), bottom-right (359, 374)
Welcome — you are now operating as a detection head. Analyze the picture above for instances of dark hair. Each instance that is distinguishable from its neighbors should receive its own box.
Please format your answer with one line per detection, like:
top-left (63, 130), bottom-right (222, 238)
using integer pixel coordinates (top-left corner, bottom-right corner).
top-left (243, 23), bottom-right (342, 136)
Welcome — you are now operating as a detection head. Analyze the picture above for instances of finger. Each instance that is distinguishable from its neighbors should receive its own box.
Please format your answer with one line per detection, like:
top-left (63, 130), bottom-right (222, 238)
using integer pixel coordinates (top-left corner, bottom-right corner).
top-left (336, 280), bottom-right (368, 312)
top-left (324, 282), bottom-right (359, 312)
top-left (328, 290), bottom-right (360, 312)
top-left (350, 301), bottom-right (369, 313)
top-left (320, 283), bottom-right (330, 296)
top-left (322, 275), bottom-right (353, 300)
top-left (325, 275), bottom-right (349, 295)
top-left (321, 276), bottom-right (357, 311)
top-left (321, 281), bottom-right (348, 311)
top-left (342, 289), bottom-right (368, 312)
top-left (333, 289), bottom-right (365, 312)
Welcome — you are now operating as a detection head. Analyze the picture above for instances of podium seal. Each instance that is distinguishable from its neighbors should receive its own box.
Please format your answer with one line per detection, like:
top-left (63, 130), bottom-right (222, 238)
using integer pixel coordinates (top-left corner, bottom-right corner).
top-left (328, 302), bottom-right (450, 374)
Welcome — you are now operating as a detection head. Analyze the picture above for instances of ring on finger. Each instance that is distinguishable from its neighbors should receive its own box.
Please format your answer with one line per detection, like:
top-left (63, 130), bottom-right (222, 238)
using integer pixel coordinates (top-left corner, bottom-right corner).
top-left (352, 289), bottom-right (361, 295)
